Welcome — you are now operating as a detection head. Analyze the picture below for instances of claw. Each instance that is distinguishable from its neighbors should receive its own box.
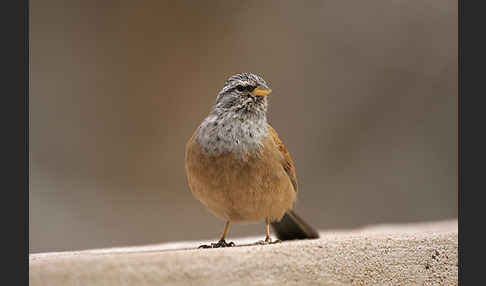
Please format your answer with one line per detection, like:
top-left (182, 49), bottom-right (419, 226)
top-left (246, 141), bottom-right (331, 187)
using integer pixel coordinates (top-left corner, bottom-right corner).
top-left (199, 239), bottom-right (235, 249)
top-left (256, 237), bottom-right (281, 245)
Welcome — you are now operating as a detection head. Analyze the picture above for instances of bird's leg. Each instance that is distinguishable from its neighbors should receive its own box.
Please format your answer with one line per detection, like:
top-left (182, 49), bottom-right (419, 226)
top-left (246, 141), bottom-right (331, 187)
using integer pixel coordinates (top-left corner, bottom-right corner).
top-left (199, 221), bottom-right (235, 249)
top-left (257, 218), bottom-right (281, 245)
top-left (265, 217), bottom-right (272, 242)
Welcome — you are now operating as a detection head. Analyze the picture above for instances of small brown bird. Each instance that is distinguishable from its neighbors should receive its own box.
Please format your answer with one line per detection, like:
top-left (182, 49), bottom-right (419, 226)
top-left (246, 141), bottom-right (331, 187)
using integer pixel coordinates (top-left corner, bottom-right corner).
top-left (185, 73), bottom-right (319, 248)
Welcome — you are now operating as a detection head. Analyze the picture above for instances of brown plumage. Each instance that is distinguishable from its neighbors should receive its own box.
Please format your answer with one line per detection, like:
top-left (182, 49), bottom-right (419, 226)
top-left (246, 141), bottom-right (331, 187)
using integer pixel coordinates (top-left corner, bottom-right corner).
top-left (186, 124), bottom-right (296, 223)
top-left (185, 73), bottom-right (319, 248)
top-left (267, 124), bottom-right (298, 193)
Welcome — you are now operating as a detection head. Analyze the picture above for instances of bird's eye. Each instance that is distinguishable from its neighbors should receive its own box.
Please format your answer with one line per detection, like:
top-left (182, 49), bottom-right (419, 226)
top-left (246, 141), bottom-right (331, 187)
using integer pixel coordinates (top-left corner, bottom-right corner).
top-left (236, 85), bottom-right (256, 92)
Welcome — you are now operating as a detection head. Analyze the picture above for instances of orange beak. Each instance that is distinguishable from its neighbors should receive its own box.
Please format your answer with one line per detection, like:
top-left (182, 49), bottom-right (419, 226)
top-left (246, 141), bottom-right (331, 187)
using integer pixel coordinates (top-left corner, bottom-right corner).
top-left (251, 87), bottom-right (272, 97)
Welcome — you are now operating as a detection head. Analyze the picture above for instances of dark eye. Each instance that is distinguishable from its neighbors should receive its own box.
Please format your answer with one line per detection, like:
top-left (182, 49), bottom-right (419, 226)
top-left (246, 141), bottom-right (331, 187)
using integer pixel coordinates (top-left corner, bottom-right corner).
top-left (236, 85), bottom-right (256, 92)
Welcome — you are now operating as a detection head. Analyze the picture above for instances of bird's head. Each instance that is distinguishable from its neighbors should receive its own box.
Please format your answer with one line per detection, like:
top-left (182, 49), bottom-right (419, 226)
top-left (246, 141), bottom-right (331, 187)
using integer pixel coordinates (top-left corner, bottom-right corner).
top-left (213, 73), bottom-right (272, 117)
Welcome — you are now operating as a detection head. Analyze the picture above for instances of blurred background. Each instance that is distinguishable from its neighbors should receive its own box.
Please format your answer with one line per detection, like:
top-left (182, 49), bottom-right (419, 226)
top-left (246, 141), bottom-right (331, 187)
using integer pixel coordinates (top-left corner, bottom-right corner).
top-left (30, 0), bottom-right (457, 253)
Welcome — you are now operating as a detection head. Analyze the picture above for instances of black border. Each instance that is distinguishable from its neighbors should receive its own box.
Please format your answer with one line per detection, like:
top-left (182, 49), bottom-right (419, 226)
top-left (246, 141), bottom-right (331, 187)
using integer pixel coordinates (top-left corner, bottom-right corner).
top-left (459, 0), bottom-right (485, 284)
top-left (1, 0), bottom-right (28, 285)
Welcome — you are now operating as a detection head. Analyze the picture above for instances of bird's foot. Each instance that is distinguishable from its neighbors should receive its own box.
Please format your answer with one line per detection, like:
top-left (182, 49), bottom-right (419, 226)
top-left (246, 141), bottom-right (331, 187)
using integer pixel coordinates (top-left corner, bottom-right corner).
top-left (257, 237), bottom-right (281, 245)
top-left (199, 239), bottom-right (235, 249)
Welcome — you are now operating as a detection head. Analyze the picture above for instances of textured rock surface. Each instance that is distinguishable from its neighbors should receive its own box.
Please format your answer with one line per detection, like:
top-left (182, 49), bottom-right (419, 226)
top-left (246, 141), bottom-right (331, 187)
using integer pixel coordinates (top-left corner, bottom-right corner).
top-left (29, 220), bottom-right (457, 286)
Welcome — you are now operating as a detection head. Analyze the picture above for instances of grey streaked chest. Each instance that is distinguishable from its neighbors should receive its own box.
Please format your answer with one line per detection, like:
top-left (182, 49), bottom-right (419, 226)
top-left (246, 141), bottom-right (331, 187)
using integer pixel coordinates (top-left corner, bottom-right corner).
top-left (194, 114), bottom-right (268, 157)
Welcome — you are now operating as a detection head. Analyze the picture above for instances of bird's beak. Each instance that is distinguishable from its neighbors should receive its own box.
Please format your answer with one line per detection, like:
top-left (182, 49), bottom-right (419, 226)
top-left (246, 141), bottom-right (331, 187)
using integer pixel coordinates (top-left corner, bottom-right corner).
top-left (251, 84), bottom-right (272, 97)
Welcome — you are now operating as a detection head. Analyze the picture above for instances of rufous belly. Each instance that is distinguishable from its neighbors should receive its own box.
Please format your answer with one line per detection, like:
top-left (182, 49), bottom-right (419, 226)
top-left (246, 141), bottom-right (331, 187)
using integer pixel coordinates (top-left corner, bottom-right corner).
top-left (185, 136), bottom-right (296, 223)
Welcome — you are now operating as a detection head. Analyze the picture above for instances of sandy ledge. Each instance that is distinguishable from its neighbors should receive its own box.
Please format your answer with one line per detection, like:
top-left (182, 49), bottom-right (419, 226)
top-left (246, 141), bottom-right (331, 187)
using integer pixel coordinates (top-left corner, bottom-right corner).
top-left (29, 219), bottom-right (457, 286)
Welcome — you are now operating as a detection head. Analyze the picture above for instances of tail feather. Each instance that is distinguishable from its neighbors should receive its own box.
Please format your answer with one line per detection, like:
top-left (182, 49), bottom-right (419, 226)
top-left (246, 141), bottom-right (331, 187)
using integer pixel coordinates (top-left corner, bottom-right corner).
top-left (270, 210), bottom-right (319, 241)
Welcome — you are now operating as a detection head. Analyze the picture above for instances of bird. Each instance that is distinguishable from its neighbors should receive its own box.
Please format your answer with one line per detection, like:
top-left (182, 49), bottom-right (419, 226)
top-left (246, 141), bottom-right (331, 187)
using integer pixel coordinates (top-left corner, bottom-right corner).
top-left (185, 73), bottom-right (319, 248)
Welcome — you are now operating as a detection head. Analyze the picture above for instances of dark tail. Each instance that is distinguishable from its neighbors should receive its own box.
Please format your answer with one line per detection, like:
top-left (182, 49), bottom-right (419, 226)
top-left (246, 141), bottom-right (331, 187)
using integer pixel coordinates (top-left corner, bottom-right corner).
top-left (270, 210), bottom-right (319, 241)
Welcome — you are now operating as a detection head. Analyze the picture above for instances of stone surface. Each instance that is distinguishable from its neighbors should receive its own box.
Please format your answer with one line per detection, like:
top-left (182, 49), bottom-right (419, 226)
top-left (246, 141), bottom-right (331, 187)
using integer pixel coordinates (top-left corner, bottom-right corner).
top-left (29, 220), bottom-right (457, 286)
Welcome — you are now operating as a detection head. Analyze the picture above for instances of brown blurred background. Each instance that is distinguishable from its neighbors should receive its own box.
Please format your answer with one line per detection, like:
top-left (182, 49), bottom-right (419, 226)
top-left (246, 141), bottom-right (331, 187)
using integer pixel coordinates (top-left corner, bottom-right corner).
top-left (30, 0), bottom-right (457, 253)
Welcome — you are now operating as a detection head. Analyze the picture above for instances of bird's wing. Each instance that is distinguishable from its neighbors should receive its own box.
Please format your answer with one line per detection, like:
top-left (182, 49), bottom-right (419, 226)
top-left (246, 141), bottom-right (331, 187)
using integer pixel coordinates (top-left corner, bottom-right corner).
top-left (267, 124), bottom-right (298, 193)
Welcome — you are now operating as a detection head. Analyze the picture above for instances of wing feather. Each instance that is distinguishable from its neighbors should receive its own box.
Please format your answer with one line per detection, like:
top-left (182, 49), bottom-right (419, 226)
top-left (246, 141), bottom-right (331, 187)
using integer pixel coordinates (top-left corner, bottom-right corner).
top-left (267, 124), bottom-right (298, 193)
